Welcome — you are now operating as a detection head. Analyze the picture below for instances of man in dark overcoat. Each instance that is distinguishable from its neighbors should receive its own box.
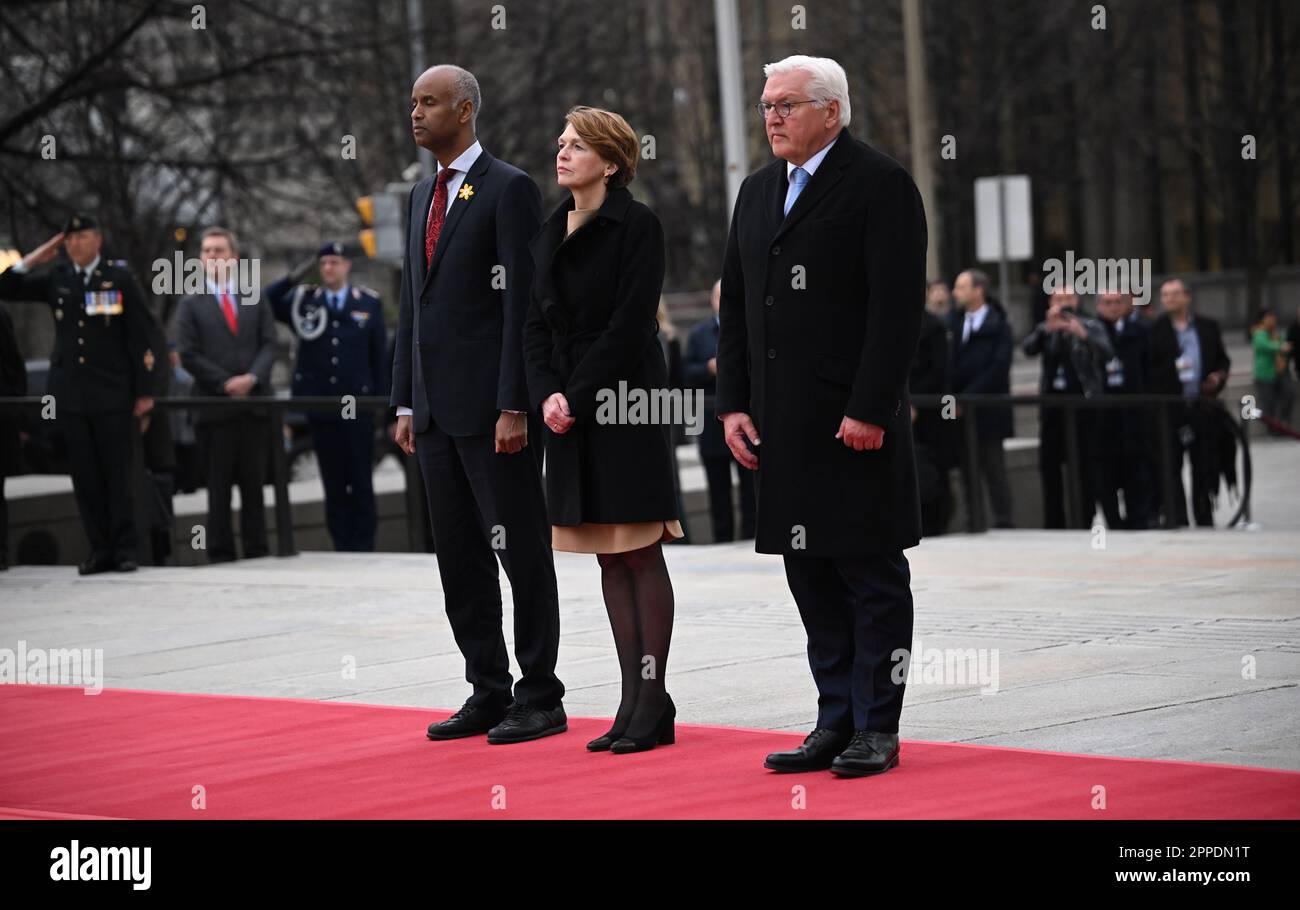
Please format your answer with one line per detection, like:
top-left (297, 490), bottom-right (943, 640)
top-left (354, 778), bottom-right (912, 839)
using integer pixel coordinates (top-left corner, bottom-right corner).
top-left (716, 55), bottom-right (927, 778)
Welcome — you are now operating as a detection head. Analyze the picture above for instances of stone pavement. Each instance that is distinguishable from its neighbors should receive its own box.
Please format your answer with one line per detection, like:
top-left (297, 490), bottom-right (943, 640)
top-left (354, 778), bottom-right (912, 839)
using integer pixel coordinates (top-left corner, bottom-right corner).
top-left (3, 433), bottom-right (1296, 771)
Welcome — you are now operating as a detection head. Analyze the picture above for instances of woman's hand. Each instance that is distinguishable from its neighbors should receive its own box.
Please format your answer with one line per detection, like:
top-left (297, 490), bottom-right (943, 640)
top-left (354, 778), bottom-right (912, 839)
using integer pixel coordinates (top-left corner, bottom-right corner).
top-left (543, 392), bottom-right (575, 434)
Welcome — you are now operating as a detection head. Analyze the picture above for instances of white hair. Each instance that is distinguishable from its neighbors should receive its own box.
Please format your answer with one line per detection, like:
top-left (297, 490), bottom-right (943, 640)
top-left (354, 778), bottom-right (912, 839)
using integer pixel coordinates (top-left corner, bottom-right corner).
top-left (762, 55), bottom-right (851, 129)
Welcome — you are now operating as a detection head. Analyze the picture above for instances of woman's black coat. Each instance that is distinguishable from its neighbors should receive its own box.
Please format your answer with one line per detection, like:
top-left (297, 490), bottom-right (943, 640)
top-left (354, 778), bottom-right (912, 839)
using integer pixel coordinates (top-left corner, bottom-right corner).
top-left (522, 185), bottom-right (679, 527)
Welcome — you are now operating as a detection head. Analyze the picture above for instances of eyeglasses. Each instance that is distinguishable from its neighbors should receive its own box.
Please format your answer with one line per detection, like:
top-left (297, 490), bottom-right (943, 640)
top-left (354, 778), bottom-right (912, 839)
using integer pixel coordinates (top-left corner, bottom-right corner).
top-left (754, 99), bottom-right (821, 120)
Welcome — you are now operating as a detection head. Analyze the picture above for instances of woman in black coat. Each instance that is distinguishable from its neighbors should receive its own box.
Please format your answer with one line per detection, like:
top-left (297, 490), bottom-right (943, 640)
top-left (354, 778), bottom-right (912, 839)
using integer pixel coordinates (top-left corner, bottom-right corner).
top-left (523, 106), bottom-right (681, 754)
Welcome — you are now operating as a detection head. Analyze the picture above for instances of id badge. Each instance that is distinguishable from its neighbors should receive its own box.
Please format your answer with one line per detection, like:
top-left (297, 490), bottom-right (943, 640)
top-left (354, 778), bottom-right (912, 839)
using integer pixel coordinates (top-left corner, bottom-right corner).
top-left (1106, 357), bottom-right (1124, 387)
top-left (1175, 354), bottom-right (1195, 384)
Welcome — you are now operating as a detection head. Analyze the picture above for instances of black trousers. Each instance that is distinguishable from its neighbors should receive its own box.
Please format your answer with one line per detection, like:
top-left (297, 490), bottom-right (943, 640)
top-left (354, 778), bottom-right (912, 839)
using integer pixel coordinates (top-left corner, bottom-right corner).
top-left (414, 414), bottom-right (563, 710)
top-left (1038, 410), bottom-right (1094, 529)
top-left (308, 414), bottom-right (377, 551)
top-left (783, 550), bottom-right (914, 733)
top-left (1164, 403), bottom-right (1219, 527)
top-left (196, 414), bottom-right (270, 562)
top-left (700, 451), bottom-right (755, 542)
top-left (61, 410), bottom-right (137, 561)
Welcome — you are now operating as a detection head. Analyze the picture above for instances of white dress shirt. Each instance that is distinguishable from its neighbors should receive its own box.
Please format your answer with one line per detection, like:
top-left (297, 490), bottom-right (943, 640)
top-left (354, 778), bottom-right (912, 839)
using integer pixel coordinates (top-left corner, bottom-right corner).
top-left (962, 303), bottom-right (989, 343)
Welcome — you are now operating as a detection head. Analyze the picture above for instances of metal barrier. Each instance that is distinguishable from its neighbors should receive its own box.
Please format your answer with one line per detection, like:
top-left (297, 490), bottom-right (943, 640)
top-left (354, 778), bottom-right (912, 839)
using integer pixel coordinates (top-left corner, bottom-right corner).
top-left (909, 392), bottom-right (1253, 532)
top-left (0, 391), bottom-right (1254, 556)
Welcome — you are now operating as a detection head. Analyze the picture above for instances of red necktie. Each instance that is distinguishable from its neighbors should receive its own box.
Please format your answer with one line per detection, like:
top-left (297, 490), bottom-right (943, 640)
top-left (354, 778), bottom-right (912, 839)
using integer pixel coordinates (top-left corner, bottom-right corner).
top-left (219, 291), bottom-right (238, 334)
top-left (425, 168), bottom-right (455, 266)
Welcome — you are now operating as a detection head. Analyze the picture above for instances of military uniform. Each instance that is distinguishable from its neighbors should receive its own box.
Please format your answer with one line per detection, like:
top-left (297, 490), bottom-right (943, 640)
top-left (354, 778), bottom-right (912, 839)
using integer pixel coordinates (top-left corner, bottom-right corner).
top-left (0, 215), bottom-right (157, 569)
top-left (265, 243), bottom-right (389, 550)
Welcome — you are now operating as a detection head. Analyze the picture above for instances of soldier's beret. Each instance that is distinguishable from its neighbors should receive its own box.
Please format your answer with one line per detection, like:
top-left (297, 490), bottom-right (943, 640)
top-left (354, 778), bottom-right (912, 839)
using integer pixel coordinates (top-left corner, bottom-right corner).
top-left (62, 213), bottom-right (99, 234)
top-left (317, 241), bottom-right (350, 259)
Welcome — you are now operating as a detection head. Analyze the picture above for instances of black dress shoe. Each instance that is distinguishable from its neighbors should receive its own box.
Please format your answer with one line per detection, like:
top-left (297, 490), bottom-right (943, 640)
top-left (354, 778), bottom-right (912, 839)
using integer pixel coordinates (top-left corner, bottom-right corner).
top-left (609, 694), bottom-right (676, 754)
top-left (114, 559), bottom-right (138, 573)
top-left (830, 731), bottom-right (900, 778)
top-left (764, 728), bottom-right (853, 772)
top-left (426, 701), bottom-right (508, 740)
top-left (487, 703), bottom-right (567, 744)
top-left (77, 555), bottom-right (113, 576)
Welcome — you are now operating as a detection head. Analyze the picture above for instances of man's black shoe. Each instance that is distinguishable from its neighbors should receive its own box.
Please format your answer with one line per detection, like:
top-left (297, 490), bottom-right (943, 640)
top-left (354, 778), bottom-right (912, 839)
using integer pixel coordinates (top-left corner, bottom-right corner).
top-left (426, 701), bottom-right (508, 740)
top-left (77, 555), bottom-right (113, 576)
top-left (764, 728), bottom-right (853, 772)
top-left (486, 702), bottom-right (567, 744)
top-left (114, 559), bottom-right (138, 573)
top-left (830, 731), bottom-right (900, 777)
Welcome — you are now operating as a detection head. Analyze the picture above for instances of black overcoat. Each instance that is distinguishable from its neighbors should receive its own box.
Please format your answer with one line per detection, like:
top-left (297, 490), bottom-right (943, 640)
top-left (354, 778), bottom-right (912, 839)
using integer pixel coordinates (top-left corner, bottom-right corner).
top-left (714, 127), bottom-right (928, 557)
top-left (522, 186), bottom-right (679, 527)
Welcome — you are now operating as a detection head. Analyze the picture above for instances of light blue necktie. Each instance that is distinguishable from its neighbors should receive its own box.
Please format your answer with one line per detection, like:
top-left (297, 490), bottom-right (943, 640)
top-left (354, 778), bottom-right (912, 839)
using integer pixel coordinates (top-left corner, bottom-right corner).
top-left (784, 166), bottom-right (809, 216)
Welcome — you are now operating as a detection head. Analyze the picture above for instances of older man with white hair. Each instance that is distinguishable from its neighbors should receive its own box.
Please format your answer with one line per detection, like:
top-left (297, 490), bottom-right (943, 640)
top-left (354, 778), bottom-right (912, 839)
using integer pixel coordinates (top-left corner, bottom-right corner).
top-left (716, 55), bottom-right (928, 777)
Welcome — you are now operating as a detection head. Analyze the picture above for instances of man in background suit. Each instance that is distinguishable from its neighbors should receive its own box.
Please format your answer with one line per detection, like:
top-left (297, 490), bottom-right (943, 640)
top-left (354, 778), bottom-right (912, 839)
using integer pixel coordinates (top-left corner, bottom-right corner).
top-left (173, 226), bottom-right (279, 562)
top-left (683, 279), bottom-right (754, 542)
top-left (716, 55), bottom-right (927, 778)
top-left (391, 65), bottom-right (565, 744)
top-left (1149, 277), bottom-right (1230, 527)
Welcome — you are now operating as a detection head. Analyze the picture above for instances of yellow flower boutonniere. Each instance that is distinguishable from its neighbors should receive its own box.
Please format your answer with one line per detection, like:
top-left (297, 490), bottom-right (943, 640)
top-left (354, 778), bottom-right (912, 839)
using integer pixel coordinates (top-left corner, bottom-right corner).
top-left (458, 184), bottom-right (475, 201)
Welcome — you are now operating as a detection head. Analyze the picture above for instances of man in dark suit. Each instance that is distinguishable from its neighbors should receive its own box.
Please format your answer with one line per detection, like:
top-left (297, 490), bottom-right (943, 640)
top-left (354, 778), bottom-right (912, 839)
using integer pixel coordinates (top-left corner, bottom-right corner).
top-left (716, 55), bottom-right (926, 778)
top-left (173, 226), bottom-right (279, 562)
top-left (0, 302), bottom-right (27, 570)
top-left (949, 269), bottom-right (1015, 528)
top-left (1093, 291), bottom-right (1157, 528)
top-left (0, 215), bottom-right (158, 573)
top-left (1149, 277), bottom-right (1230, 527)
top-left (266, 242), bottom-right (389, 551)
top-left (390, 64), bottom-right (565, 744)
top-left (683, 280), bottom-right (754, 542)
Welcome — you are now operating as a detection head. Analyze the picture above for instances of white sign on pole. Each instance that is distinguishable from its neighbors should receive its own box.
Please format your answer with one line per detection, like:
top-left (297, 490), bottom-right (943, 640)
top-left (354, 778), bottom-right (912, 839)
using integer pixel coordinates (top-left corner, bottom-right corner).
top-left (974, 175), bottom-right (1033, 262)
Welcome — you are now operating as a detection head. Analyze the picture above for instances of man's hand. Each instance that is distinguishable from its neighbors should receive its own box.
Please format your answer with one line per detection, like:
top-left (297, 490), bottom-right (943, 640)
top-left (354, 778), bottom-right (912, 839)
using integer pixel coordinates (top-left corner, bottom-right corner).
top-left (721, 411), bottom-right (760, 470)
top-left (223, 373), bottom-right (256, 397)
top-left (394, 414), bottom-right (415, 455)
top-left (910, 404), bottom-right (918, 424)
top-left (23, 233), bottom-right (65, 268)
top-left (495, 411), bottom-right (528, 454)
top-left (836, 415), bottom-right (885, 451)
top-left (543, 392), bottom-right (575, 435)
top-left (707, 356), bottom-right (717, 376)
top-left (133, 396), bottom-right (154, 419)
top-left (1201, 370), bottom-right (1227, 398)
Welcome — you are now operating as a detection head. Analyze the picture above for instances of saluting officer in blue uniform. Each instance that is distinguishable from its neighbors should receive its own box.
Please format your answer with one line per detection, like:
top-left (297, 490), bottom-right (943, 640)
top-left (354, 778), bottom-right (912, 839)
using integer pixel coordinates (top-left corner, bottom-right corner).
top-left (265, 242), bottom-right (389, 551)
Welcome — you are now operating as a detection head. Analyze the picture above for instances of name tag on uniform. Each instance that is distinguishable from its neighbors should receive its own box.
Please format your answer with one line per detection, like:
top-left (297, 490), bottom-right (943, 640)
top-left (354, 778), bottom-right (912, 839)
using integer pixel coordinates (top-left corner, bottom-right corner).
top-left (84, 290), bottom-right (123, 315)
top-left (1105, 356), bottom-right (1124, 387)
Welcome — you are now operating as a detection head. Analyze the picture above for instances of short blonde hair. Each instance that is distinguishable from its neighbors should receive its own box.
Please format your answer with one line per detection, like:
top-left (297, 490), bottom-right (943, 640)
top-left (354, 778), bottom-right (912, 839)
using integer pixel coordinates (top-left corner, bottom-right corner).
top-left (564, 105), bottom-right (639, 188)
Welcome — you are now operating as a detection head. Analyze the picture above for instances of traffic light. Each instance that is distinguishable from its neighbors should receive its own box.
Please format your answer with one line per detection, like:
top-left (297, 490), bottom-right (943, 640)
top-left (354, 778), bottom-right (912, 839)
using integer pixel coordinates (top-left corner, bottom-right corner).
top-left (355, 193), bottom-right (403, 264)
top-left (356, 196), bottom-right (377, 258)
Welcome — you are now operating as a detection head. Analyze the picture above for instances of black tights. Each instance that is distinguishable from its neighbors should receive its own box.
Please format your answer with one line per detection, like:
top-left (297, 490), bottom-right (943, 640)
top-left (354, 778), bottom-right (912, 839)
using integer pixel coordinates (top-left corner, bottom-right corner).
top-left (596, 541), bottom-right (675, 739)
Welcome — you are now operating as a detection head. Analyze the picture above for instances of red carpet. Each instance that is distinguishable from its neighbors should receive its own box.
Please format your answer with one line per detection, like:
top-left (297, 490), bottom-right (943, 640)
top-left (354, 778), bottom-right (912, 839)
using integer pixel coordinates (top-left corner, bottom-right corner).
top-left (2, 684), bottom-right (1297, 819)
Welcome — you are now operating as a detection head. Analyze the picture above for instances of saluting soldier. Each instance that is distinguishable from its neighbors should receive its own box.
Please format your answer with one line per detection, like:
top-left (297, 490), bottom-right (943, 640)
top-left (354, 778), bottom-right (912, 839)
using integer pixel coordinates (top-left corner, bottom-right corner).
top-left (0, 214), bottom-right (157, 573)
top-left (265, 242), bottom-right (389, 551)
